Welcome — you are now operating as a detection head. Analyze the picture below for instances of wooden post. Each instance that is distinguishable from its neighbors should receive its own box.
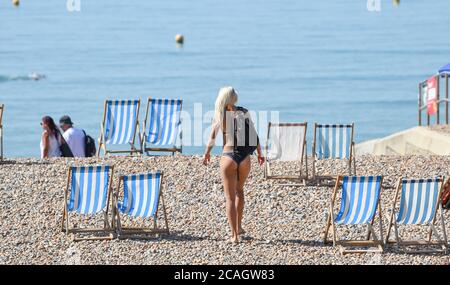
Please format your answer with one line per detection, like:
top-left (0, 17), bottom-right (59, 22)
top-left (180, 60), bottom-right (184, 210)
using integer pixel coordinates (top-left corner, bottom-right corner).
top-left (129, 99), bottom-right (140, 155)
top-left (312, 124), bottom-right (317, 179)
top-left (160, 172), bottom-right (169, 233)
top-left (264, 122), bottom-right (271, 178)
top-left (98, 100), bottom-right (108, 157)
top-left (62, 167), bottom-right (72, 234)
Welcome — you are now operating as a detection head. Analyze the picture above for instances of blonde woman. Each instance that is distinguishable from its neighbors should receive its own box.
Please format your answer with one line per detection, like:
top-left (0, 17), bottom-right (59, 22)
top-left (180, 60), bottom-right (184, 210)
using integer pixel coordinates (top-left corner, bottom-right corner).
top-left (203, 87), bottom-right (264, 244)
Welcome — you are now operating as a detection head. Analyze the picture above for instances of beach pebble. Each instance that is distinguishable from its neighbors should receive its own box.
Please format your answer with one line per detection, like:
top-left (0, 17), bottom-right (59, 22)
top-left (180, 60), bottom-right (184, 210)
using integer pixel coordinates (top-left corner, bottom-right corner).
top-left (0, 155), bottom-right (449, 264)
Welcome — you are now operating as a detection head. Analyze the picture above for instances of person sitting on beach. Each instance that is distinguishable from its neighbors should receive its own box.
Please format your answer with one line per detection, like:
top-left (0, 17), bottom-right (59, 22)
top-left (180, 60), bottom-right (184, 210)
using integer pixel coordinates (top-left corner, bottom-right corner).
top-left (203, 86), bottom-right (265, 244)
top-left (40, 116), bottom-right (61, 158)
top-left (59, 115), bottom-right (85, 157)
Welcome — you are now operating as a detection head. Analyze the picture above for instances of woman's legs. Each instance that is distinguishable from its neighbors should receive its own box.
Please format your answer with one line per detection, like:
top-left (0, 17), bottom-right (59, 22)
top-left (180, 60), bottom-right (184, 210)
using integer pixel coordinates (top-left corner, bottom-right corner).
top-left (220, 156), bottom-right (239, 243)
top-left (236, 156), bottom-right (251, 235)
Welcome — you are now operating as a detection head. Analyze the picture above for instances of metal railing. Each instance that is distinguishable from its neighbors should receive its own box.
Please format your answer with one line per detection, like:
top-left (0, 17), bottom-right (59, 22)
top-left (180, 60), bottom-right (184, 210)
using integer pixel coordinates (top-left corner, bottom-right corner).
top-left (418, 73), bottom-right (450, 126)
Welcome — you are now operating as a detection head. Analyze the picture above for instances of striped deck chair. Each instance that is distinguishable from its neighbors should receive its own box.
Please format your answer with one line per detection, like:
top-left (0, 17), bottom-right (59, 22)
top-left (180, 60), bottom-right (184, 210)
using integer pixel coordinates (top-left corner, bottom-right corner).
top-left (0, 104), bottom-right (3, 161)
top-left (385, 178), bottom-right (448, 253)
top-left (61, 165), bottom-right (115, 241)
top-left (312, 123), bottom-right (356, 183)
top-left (113, 172), bottom-right (169, 238)
top-left (142, 98), bottom-right (183, 155)
top-left (324, 176), bottom-right (384, 254)
top-left (98, 100), bottom-right (141, 156)
top-left (264, 122), bottom-right (308, 185)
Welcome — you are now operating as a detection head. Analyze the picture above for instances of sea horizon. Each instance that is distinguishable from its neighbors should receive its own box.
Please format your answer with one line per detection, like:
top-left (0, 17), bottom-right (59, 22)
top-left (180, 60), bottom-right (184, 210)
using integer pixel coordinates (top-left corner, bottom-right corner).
top-left (1, 0), bottom-right (450, 157)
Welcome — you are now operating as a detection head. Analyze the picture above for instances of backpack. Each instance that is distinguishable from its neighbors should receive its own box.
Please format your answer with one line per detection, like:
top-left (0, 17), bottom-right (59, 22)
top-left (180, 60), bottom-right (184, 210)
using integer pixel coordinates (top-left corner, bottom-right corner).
top-left (223, 106), bottom-right (259, 155)
top-left (442, 178), bottom-right (450, 209)
top-left (82, 130), bottom-right (96, 157)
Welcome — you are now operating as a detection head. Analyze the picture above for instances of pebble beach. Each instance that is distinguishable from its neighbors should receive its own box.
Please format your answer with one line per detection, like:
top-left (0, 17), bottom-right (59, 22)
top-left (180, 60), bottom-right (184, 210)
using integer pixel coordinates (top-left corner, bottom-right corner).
top-left (0, 155), bottom-right (450, 265)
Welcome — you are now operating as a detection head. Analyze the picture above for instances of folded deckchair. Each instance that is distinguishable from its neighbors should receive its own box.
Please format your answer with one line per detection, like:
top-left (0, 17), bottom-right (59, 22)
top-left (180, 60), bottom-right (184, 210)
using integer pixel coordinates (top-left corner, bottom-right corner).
top-left (113, 172), bottom-right (169, 238)
top-left (61, 165), bottom-right (115, 241)
top-left (324, 176), bottom-right (384, 254)
top-left (98, 100), bottom-right (141, 156)
top-left (312, 123), bottom-right (356, 182)
top-left (0, 104), bottom-right (3, 161)
top-left (141, 98), bottom-right (182, 155)
top-left (264, 122), bottom-right (308, 185)
top-left (385, 178), bottom-right (448, 253)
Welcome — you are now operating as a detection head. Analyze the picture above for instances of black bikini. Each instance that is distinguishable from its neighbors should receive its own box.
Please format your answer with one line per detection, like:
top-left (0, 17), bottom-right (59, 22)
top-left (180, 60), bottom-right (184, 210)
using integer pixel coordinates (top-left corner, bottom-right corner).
top-left (223, 151), bottom-right (251, 165)
top-left (221, 106), bottom-right (258, 180)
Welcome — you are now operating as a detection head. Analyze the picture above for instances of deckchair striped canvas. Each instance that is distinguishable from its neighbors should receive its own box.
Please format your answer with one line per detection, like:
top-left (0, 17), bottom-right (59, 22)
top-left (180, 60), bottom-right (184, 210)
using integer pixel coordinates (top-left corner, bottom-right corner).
top-left (114, 171), bottom-right (169, 237)
top-left (62, 165), bottom-right (115, 241)
top-left (334, 176), bottom-right (382, 225)
top-left (104, 100), bottom-right (140, 145)
top-left (396, 178), bottom-right (441, 225)
top-left (118, 172), bottom-right (161, 218)
top-left (313, 123), bottom-right (356, 181)
top-left (324, 175), bottom-right (384, 254)
top-left (386, 177), bottom-right (448, 253)
top-left (68, 165), bottom-right (111, 215)
top-left (144, 99), bottom-right (182, 147)
top-left (316, 124), bottom-right (352, 159)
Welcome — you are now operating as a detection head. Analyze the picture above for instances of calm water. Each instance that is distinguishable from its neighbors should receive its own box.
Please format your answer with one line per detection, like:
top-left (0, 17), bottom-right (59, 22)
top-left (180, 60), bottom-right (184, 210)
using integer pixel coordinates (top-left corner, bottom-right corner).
top-left (1, 1), bottom-right (449, 157)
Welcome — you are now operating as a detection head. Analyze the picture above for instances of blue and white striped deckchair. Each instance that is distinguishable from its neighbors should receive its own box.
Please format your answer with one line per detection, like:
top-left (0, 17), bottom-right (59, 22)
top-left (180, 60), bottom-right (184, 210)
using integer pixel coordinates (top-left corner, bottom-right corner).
top-left (312, 123), bottom-right (356, 181)
top-left (98, 100), bottom-right (141, 156)
top-left (0, 104), bottom-right (3, 161)
top-left (324, 176), bottom-right (384, 254)
top-left (142, 98), bottom-right (182, 155)
top-left (113, 172), bottom-right (169, 237)
top-left (386, 178), bottom-right (448, 253)
top-left (62, 165), bottom-right (115, 241)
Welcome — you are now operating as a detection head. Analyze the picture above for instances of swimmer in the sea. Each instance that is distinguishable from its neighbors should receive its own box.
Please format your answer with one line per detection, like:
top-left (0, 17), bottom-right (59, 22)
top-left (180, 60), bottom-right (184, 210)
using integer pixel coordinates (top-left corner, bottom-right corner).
top-left (29, 72), bottom-right (46, 81)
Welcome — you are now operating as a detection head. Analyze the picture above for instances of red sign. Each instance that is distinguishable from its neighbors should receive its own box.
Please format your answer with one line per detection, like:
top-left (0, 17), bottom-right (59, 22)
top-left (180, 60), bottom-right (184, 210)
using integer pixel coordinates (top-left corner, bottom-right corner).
top-left (427, 76), bottom-right (437, 115)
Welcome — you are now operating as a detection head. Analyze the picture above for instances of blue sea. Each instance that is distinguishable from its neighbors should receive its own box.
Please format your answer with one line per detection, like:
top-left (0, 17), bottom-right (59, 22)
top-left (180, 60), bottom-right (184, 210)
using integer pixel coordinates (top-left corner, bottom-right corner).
top-left (1, 0), bottom-right (449, 157)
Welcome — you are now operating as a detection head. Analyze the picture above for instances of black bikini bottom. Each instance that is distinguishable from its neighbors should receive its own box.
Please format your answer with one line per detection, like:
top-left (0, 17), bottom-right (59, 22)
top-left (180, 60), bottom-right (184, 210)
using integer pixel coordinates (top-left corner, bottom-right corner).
top-left (223, 151), bottom-right (250, 165)
top-left (222, 151), bottom-right (251, 180)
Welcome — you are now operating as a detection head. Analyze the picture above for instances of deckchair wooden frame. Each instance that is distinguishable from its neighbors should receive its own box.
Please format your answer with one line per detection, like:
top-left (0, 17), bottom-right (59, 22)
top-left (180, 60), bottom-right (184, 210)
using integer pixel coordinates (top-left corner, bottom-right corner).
top-left (312, 123), bottom-right (356, 185)
top-left (61, 165), bottom-right (115, 241)
top-left (112, 172), bottom-right (170, 239)
top-left (264, 122), bottom-right (308, 186)
top-left (97, 100), bottom-right (142, 156)
top-left (324, 176), bottom-right (384, 254)
top-left (385, 178), bottom-right (448, 254)
top-left (141, 97), bottom-right (183, 155)
top-left (0, 104), bottom-right (3, 161)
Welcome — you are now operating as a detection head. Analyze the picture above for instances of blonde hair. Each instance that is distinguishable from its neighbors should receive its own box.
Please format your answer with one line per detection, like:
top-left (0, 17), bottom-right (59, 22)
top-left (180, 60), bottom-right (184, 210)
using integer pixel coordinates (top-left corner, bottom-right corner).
top-left (214, 86), bottom-right (238, 126)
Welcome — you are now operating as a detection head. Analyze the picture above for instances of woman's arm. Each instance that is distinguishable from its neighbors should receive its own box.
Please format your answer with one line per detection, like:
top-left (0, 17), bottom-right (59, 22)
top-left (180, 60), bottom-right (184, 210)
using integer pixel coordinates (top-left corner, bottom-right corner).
top-left (42, 132), bottom-right (49, 158)
top-left (203, 122), bottom-right (219, 165)
top-left (256, 141), bottom-right (265, 165)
